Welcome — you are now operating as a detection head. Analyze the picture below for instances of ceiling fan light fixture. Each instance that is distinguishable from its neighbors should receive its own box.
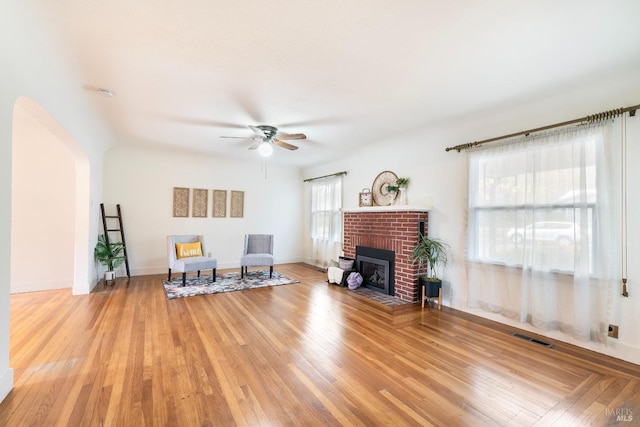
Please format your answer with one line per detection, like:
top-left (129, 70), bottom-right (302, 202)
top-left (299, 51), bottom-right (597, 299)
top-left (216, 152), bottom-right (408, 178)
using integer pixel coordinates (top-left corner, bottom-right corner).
top-left (258, 142), bottom-right (273, 157)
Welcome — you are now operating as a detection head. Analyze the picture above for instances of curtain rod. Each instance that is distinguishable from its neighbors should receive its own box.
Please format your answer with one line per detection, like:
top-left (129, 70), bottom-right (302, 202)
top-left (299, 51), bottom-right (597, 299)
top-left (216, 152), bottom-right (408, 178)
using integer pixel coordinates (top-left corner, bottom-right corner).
top-left (303, 171), bottom-right (348, 183)
top-left (445, 103), bottom-right (639, 153)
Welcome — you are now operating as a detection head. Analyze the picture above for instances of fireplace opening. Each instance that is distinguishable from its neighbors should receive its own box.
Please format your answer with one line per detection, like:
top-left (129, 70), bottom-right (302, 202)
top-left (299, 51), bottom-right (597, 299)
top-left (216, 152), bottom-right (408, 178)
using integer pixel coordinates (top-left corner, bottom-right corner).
top-left (359, 256), bottom-right (389, 293)
top-left (355, 246), bottom-right (395, 296)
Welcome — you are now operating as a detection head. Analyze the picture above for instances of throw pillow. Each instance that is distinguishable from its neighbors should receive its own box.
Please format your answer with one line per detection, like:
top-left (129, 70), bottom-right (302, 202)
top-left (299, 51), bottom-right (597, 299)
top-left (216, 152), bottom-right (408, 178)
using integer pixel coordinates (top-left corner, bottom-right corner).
top-left (338, 257), bottom-right (354, 270)
top-left (347, 272), bottom-right (363, 290)
top-left (176, 242), bottom-right (203, 259)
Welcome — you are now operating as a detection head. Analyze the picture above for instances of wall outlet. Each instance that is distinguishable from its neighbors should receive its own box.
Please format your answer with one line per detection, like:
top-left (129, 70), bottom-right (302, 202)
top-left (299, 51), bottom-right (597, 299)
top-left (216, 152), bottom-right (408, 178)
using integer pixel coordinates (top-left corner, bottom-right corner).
top-left (608, 324), bottom-right (619, 339)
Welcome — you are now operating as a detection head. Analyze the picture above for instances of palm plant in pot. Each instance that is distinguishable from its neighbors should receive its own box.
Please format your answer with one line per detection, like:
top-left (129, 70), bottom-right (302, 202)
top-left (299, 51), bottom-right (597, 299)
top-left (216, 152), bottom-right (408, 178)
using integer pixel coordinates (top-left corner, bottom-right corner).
top-left (409, 235), bottom-right (449, 299)
top-left (94, 234), bottom-right (126, 282)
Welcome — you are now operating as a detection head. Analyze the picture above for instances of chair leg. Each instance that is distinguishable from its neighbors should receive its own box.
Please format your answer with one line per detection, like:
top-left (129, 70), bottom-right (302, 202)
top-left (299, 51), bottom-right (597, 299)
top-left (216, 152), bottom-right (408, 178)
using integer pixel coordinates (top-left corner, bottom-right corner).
top-left (197, 270), bottom-right (201, 277)
top-left (182, 272), bottom-right (186, 287)
top-left (269, 265), bottom-right (273, 278)
top-left (241, 266), bottom-right (244, 278)
top-left (168, 268), bottom-right (172, 280)
top-left (212, 268), bottom-right (216, 282)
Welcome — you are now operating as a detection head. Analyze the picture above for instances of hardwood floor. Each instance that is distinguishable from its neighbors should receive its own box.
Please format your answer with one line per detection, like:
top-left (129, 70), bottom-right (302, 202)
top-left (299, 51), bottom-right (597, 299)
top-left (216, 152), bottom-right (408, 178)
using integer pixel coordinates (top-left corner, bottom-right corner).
top-left (1, 263), bottom-right (639, 426)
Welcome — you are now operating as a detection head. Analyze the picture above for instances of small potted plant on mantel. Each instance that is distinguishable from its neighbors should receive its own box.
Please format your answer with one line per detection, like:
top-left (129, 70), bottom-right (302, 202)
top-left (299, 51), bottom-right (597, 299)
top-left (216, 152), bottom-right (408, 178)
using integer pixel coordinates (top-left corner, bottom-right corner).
top-left (94, 234), bottom-right (126, 282)
top-left (408, 235), bottom-right (449, 302)
top-left (395, 177), bottom-right (409, 188)
top-left (386, 177), bottom-right (410, 205)
top-left (395, 177), bottom-right (409, 204)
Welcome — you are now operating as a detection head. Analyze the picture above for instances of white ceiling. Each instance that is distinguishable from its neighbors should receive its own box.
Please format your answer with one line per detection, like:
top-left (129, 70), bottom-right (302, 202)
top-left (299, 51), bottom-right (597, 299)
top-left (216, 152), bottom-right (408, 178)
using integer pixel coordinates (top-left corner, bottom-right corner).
top-left (28, 0), bottom-right (640, 166)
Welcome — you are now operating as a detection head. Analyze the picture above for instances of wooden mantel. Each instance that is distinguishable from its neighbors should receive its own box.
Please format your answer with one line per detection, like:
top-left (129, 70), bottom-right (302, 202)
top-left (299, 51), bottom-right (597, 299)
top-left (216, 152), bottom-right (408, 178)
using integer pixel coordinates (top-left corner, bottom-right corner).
top-left (342, 205), bottom-right (431, 213)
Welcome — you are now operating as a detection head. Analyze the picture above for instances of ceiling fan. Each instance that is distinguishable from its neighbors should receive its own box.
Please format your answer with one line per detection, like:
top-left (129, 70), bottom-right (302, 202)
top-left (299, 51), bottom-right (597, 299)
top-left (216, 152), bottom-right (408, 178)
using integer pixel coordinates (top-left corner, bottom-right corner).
top-left (220, 125), bottom-right (306, 156)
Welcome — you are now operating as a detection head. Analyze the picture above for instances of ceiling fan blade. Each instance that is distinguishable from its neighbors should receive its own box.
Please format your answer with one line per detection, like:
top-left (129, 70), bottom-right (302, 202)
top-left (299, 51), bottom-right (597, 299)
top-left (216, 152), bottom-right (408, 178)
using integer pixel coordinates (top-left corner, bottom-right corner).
top-left (274, 139), bottom-right (299, 151)
top-left (277, 133), bottom-right (306, 140)
top-left (162, 116), bottom-right (248, 129)
top-left (249, 125), bottom-right (267, 137)
top-left (222, 124), bottom-right (301, 151)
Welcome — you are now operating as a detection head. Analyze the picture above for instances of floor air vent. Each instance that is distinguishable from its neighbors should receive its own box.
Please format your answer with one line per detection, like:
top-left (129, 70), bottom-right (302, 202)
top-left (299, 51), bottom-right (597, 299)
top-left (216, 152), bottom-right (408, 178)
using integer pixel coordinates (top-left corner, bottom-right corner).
top-left (511, 333), bottom-right (553, 348)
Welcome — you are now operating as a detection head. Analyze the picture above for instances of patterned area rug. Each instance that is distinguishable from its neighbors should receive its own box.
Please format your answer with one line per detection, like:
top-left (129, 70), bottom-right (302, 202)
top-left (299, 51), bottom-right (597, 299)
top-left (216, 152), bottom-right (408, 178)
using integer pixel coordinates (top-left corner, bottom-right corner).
top-left (162, 270), bottom-right (299, 299)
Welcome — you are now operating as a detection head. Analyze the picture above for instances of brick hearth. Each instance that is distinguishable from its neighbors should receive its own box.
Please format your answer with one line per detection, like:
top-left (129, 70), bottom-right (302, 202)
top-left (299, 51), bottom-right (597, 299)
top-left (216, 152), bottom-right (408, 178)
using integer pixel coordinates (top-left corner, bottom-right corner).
top-left (342, 206), bottom-right (429, 302)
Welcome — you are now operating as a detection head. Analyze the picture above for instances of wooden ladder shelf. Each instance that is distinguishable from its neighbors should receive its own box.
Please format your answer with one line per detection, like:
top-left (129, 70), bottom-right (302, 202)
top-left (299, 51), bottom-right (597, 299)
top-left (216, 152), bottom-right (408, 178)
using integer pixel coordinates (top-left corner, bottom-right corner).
top-left (100, 203), bottom-right (131, 278)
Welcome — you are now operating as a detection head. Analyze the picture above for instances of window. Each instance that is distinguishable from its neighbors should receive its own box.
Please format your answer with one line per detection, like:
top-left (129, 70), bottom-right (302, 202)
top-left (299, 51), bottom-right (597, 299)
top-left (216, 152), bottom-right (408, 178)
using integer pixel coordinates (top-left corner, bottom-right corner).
top-left (466, 120), bottom-right (622, 342)
top-left (310, 176), bottom-right (342, 267)
top-left (468, 129), bottom-right (599, 274)
top-left (311, 179), bottom-right (342, 241)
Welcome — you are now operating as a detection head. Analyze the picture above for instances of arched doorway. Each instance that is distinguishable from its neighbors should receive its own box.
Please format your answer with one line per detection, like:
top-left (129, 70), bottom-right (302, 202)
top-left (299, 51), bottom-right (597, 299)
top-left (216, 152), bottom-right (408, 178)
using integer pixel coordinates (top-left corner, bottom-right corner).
top-left (11, 97), bottom-right (91, 294)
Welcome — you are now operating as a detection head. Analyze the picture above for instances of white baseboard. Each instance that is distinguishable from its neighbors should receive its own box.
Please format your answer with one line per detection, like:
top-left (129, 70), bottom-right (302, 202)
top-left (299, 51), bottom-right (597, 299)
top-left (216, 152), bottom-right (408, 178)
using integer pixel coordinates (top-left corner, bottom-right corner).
top-left (11, 279), bottom-right (71, 294)
top-left (0, 367), bottom-right (14, 404)
top-left (73, 279), bottom-right (93, 295)
top-left (10, 278), bottom-right (92, 296)
top-left (458, 305), bottom-right (640, 365)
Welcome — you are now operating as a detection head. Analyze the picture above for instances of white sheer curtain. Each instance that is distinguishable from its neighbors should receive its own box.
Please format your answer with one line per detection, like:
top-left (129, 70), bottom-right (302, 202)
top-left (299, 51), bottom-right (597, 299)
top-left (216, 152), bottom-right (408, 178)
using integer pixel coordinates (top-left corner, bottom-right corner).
top-left (466, 120), bottom-right (622, 343)
top-left (310, 175), bottom-right (343, 268)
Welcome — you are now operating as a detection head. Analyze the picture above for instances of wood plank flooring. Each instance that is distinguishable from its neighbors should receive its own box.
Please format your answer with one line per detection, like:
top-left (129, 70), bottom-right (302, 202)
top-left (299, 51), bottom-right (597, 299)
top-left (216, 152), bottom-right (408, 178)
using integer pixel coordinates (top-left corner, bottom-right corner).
top-left (1, 263), bottom-right (639, 426)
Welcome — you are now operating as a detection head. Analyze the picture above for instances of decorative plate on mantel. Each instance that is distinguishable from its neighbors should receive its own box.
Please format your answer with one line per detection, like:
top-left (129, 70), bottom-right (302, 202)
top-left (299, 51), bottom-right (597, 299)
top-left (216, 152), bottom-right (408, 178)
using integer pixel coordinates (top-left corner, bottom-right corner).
top-left (371, 170), bottom-right (398, 206)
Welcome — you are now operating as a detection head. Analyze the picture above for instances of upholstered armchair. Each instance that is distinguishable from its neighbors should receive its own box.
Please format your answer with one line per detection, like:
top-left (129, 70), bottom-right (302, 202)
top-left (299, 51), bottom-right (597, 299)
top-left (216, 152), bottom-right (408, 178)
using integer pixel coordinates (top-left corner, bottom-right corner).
top-left (240, 234), bottom-right (274, 278)
top-left (167, 235), bottom-right (217, 286)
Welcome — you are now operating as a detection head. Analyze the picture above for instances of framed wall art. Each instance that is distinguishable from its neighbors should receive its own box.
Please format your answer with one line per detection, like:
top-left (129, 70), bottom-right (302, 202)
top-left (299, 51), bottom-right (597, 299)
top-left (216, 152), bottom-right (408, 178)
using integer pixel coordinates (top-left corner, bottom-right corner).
top-left (173, 187), bottom-right (190, 217)
top-left (192, 188), bottom-right (208, 217)
top-left (230, 190), bottom-right (244, 218)
top-left (212, 189), bottom-right (227, 218)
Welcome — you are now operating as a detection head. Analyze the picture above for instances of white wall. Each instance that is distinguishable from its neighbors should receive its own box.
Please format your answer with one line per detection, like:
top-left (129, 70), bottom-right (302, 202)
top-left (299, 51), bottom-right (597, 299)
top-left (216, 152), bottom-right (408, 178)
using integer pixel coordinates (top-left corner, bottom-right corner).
top-left (11, 102), bottom-right (76, 293)
top-left (103, 145), bottom-right (304, 276)
top-left (0, 72), bottom-right (14, 407)
top-left (0, 1), bottom-right (114, 403)
top-left (303, 80), bottom-right (640, 364)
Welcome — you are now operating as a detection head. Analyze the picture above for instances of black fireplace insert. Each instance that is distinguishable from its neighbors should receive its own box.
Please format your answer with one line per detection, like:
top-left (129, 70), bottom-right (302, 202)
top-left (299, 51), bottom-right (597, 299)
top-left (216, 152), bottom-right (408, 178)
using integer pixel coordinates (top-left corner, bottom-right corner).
top-left (355, 246), bottom-right (395, 295)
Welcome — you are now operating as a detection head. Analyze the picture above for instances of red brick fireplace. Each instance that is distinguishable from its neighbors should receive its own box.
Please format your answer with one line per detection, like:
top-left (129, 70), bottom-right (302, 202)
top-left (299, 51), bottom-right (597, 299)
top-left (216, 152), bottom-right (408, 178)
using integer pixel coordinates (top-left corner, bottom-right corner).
top-left (342, 207), bottom-right (429, 302)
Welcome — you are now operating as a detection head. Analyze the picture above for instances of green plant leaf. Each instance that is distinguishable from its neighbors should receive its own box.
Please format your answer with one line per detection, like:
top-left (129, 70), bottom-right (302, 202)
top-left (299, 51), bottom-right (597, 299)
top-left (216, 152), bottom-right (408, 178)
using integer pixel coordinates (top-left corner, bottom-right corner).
top-left (94, 234), bottom-right (126, 271)
top-left (408, 236), bottom-right (449, 279)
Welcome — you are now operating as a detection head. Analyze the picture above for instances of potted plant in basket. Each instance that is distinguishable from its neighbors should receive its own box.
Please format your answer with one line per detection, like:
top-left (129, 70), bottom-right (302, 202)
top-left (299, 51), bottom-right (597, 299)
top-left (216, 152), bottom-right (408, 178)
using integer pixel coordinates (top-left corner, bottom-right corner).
top-left (408, 235), bottom-right (449, 299)
top-left (94, 234), bottom-right (126, 282)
